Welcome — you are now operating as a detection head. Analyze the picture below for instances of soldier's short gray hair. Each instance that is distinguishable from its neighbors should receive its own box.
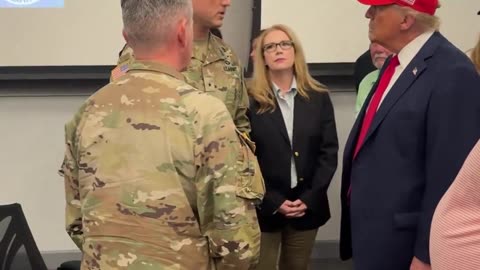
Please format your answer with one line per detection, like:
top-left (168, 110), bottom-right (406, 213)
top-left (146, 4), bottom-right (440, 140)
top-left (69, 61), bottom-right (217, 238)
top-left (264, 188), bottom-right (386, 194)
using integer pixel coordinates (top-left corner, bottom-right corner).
top-left (121, 0), bottom-right (193, 47)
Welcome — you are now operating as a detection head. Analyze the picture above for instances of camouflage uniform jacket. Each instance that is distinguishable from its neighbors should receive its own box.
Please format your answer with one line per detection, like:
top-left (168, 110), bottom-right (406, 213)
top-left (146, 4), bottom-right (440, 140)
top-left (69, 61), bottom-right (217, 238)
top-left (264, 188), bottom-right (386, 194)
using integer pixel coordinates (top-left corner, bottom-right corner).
top-left (111, 34), bottom-right (250, 134)
top-left (183, 34), bottom-right (250, 134)
top-left (61, 60), bottom-right (264, 270)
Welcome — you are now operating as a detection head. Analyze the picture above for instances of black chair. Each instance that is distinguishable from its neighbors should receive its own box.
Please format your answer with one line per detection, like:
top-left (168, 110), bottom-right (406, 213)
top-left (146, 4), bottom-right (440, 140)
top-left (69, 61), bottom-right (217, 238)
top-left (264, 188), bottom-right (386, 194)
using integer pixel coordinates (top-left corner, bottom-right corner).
top-left (0, 203), bottom-right (48, 270)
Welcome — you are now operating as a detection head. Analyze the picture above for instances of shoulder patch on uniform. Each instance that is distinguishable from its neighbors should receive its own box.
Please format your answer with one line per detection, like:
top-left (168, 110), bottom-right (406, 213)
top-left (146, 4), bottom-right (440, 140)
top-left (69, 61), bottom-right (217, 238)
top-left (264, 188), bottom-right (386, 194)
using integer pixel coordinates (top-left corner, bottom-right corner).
top-left (111, 64), bottom-right (129, 81)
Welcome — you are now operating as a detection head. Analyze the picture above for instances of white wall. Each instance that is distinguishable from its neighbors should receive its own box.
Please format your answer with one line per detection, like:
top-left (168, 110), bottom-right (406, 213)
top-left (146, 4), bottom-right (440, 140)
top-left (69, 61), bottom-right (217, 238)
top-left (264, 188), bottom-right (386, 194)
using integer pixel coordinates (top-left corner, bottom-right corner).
top-left (0, 0), bottom-right (254, 67)
top-left (0, 96), bottom-right (85, 252)
top-left (261, 0), bottom-right (480, 62)
top-left (317, 92), bottom-right (355, 241)
top-left (222, 0), bottom-right (254, 67)
top-left (0, 0), bottom-right (123, 66)
top-left (436, 2), bottom-right (480, 53)
top-left (262, 0), bottom-right (369, 63)
top-left (1, 0), bottom-right (477, 66)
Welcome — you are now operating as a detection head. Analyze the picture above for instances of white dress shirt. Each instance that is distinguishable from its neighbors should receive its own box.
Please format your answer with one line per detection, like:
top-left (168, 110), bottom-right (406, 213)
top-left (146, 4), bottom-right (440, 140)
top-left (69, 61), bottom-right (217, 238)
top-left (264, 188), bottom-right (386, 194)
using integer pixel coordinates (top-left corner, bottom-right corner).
top-left (378, 31), bottom-right (435, 107)
top-left (272, 78), bottom-right (298, 188)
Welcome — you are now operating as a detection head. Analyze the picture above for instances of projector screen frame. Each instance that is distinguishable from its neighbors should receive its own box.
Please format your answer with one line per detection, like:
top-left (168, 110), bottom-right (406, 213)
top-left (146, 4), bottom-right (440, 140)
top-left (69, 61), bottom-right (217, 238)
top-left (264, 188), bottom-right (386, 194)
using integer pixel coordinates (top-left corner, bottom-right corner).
top-left (0, 65), bottom-right (113, 81)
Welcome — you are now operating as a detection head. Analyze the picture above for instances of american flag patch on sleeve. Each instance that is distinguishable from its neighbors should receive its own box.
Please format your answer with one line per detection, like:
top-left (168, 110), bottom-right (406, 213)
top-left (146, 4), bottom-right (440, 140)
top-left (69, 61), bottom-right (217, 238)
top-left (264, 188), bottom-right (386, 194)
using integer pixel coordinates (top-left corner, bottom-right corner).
top-left (110, 64), bottom-right (129, 81)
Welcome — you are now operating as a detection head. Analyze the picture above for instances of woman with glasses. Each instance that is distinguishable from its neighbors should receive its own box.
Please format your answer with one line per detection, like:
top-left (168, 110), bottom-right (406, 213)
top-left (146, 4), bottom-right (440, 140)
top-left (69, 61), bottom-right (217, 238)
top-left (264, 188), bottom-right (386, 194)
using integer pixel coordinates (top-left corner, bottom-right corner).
top-left (248, 24), bottom-right (339, 270)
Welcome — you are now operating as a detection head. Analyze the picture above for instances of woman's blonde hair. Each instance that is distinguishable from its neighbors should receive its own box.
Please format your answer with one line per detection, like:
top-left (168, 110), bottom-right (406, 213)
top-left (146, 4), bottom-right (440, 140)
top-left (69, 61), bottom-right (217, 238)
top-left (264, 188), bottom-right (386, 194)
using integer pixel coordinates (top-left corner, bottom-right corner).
top-left (471, 35), bottom-right (480, 73)
top-left (250, 24), bottom-right (327, 114)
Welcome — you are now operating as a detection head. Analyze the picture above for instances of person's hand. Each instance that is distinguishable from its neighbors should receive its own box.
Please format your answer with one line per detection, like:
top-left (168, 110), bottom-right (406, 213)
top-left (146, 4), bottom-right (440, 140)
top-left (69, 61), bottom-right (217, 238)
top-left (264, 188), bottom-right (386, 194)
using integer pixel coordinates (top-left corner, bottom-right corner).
top-left (278, 199), bottom-right (307, 218)
top-left (278, 200), bottom-right (296, 215)
top-left (410, 257), bottom-right (431, 270)
top-left (286, 199), bottom-right (307, 218)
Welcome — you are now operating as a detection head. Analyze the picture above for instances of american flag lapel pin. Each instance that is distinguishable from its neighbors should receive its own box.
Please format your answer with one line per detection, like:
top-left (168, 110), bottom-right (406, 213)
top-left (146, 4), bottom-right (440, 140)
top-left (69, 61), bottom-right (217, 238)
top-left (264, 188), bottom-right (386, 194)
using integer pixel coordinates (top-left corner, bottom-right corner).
top-left (413, 67), bottom-right (418, 76)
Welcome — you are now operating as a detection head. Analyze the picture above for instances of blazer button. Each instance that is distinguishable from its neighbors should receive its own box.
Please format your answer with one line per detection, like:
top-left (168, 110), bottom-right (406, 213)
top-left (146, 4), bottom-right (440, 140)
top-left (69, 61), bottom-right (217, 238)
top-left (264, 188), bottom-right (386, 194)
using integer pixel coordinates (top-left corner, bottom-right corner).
top-left (294, 151), bottom-right (299, 157)
top-left (299, 177), bottom-right (304, 181)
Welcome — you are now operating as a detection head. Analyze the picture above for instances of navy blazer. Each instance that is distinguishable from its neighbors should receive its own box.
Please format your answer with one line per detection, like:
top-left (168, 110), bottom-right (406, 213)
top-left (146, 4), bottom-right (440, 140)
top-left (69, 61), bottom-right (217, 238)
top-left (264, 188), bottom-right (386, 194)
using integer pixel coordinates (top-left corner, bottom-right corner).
top-left (340, 32), bottom-right (480, 270)
top-left (249, 90), bottom-right (339, 232)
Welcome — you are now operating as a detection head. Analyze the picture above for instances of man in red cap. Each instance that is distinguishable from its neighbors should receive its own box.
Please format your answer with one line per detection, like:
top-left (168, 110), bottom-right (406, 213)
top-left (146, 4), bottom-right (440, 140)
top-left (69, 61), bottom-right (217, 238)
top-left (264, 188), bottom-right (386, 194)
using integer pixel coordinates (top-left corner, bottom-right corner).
top-left (340, 1), bottom-right (480, 269)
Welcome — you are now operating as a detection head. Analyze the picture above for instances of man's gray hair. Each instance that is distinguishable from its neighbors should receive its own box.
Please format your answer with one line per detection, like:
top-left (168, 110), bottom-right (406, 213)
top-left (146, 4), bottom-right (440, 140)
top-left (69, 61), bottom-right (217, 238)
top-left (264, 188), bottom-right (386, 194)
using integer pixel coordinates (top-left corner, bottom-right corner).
top-left (121, 0), bottom-right (193, 47)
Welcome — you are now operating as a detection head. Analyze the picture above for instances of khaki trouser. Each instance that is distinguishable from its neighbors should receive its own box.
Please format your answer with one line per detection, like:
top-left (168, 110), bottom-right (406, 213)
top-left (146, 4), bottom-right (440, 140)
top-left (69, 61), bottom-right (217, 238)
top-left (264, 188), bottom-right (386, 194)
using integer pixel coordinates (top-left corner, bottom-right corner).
top-left (256, 225), bottom-right (318, 270)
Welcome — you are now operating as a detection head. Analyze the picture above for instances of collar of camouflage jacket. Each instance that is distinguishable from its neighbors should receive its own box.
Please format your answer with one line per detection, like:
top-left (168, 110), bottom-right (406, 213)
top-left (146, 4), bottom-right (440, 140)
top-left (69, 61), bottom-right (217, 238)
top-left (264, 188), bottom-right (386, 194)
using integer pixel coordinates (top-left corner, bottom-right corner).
top-left (192, 33), bottom-right (227, 65)
top-left (128, 61), bottom-right (185, 81)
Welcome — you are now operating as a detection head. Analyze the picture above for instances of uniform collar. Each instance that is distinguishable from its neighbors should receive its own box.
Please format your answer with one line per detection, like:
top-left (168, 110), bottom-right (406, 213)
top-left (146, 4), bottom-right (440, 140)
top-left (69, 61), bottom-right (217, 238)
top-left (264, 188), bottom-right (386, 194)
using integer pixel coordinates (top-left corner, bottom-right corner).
top-left (192, 33), bottom-right (227, 64)
top-left (128, 60), bottom-right (184, 81)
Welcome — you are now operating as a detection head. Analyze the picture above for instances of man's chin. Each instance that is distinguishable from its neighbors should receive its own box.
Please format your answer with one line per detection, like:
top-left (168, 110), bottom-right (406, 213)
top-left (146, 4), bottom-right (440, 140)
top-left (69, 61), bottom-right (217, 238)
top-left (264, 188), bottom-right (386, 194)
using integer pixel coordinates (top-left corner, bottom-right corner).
top-left (212, 21), bottom-right (223, 29)
top-left (373, 58), bottom-right (387, 67)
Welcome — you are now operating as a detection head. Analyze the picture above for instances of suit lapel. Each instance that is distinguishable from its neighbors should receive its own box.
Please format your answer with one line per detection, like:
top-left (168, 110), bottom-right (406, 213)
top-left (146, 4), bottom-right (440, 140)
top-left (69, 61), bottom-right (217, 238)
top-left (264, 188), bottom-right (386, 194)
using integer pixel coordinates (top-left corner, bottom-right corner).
top-left (363, 60), bottom-right (427, 143)
top-left (359, 32), bottom-right (442, 152)
top-left (267, 98), bottom-right (290, 145)
top-left (292, 94), bottom-right (307, 147)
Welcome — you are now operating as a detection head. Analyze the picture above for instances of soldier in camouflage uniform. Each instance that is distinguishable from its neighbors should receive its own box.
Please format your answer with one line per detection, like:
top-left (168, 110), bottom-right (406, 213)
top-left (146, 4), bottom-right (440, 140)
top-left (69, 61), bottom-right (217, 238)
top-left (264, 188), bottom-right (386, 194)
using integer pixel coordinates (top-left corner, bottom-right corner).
top-left (111, 0), bottom-right (250, 134)
top-left (61, 1), bottom-right (263, 269)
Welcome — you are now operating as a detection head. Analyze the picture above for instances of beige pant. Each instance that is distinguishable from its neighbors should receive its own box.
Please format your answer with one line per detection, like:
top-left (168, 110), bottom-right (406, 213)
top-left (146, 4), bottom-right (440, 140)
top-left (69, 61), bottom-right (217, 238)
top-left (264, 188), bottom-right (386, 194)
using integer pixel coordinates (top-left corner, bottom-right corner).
top-left (256, 225), bottom-right (318, 270)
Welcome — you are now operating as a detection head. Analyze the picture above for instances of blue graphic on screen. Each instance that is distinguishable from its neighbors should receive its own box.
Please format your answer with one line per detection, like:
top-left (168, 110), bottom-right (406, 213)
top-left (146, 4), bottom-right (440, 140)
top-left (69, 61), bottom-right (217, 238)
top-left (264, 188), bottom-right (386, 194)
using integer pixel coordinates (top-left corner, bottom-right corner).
top-left (0, 0), bottom-right (64, 8)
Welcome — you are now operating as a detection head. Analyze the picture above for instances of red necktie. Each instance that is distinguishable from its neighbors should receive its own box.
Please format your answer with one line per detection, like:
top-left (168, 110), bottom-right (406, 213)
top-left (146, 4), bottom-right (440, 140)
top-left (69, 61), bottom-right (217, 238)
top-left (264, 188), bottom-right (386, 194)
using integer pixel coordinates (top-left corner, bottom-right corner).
top-left (348, 56), bottom-right (399, 199)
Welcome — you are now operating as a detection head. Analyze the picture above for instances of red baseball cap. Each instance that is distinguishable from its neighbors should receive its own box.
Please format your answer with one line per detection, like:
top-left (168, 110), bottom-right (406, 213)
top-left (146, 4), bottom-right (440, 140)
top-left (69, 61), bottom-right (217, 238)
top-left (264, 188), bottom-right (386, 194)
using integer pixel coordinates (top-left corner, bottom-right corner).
top-left (358, 0), bottom-right (438, 15)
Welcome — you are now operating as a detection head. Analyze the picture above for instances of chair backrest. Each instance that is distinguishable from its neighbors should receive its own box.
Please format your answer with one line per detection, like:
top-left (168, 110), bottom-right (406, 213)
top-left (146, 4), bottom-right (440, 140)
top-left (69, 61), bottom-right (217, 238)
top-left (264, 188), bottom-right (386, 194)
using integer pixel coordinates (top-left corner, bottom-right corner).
top-left (0, 203), bottom-right (48, 270)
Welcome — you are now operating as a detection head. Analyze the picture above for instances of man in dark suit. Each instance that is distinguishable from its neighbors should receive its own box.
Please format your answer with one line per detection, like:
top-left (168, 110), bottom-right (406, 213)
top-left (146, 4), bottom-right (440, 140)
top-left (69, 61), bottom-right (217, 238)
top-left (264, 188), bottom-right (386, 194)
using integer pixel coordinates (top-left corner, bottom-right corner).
top-left (340, 1), bottom-right (480, 270)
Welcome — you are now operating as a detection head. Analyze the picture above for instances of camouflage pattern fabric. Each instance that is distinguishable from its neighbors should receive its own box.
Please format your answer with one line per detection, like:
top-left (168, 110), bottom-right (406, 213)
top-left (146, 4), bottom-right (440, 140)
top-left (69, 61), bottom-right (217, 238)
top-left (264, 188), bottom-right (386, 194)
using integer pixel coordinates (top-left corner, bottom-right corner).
top-left (110, 44), bottom-right (134, 82)
top-left (111, 33), bottom-right (250, 134)
top-left (183, 34), bottom-right (250, 134)
top-left (61, 60), bottom-right (263, 270)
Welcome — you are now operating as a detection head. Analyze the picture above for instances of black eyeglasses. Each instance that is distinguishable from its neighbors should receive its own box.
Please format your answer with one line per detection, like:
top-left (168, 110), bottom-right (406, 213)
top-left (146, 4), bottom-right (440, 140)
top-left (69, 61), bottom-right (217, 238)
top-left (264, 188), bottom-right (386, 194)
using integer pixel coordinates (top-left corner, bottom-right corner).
top-left (263, 40), bottom-right (294, 53)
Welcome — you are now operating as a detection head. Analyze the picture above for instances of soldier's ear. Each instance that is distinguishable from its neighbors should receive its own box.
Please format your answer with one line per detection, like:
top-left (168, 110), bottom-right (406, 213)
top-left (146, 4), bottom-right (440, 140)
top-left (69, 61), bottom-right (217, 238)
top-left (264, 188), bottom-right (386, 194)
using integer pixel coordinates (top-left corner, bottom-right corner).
top-left (177, 18), bottom-right (189, 48)
top-left (177, 19), bottom-right (187, 47)
top-left (122, 29), bottom-right (130, 44)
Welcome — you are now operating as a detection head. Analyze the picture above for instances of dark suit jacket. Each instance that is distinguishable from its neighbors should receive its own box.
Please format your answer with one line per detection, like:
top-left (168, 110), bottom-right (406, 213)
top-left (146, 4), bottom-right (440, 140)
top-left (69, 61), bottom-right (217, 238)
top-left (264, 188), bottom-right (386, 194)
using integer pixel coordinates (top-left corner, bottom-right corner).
top-left (340, 32), bottom-right (480, 270)
top-left (248, 90), bottom-right (338, 232)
